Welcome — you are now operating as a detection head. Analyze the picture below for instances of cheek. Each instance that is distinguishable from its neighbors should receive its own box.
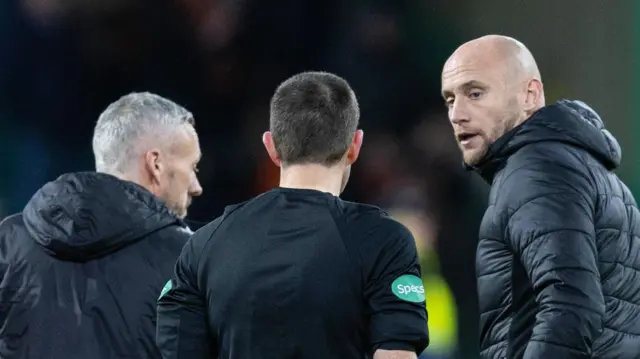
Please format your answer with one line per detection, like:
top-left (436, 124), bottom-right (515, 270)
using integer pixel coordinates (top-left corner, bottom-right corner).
top-left (485, 123), bottom-right (502, 142)
top-left (168, 170), bottom-right (191, 193)
top-left (179, 172), bottom-right (192, 191)
top-left (474, 116), bottom-right (494, 141)
top-left (481, 110), bottom-right (508, 142)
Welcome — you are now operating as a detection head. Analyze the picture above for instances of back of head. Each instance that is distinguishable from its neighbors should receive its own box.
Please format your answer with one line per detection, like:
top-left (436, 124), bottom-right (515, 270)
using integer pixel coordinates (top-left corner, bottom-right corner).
top-left (269, 72), bottom-right (360, 166)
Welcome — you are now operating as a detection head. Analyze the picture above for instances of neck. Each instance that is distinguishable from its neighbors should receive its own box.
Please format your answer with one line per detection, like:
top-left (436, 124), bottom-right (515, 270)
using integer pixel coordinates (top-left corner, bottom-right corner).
top-left (105, 169), bottom-right (153, 194)
top-left (108, 169), bottom-right (134, 183)
top-left (521, 99), bottom-right (545, 125)
top-left (279, 163), bottom-right (345, 196)
top-left (517, 106), bottom-right (541, 128)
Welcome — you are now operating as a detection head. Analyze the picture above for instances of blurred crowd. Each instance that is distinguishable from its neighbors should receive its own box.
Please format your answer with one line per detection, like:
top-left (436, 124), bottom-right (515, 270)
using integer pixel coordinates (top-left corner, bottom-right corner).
top-left (0, 0), bottom-right (491, 357)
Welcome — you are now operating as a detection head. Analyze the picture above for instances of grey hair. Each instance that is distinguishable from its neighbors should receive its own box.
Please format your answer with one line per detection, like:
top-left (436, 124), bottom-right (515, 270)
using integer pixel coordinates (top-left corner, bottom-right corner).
top-left (92, 92), bottom-right (195, 174)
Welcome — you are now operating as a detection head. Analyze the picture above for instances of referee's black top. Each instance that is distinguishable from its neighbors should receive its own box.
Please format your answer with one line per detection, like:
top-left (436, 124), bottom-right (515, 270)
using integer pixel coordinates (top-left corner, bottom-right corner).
top-left (156, 187), bottom-right (429, 359)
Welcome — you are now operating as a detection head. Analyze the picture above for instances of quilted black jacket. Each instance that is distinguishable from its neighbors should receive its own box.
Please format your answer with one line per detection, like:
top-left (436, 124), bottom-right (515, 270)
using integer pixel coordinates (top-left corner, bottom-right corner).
top-left (472, 100), bottom-right (640, 359)
top-left (0, 172), bottom-right (190, 359)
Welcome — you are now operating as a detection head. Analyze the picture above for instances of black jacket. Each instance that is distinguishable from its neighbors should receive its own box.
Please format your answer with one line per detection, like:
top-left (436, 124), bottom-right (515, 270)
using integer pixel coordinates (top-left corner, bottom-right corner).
top-left (0, 172), bottom-right (190, 359)
top-left (473, 100), bottom-right (640, 359)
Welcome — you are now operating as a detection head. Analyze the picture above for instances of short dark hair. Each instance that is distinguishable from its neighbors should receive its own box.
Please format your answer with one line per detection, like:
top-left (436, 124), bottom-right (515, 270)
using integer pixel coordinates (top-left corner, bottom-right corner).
top-left (269, 71), bottom-right (360, 166)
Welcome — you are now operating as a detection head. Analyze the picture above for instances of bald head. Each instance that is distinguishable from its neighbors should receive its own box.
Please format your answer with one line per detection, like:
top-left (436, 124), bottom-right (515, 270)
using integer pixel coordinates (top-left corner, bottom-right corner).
top-left (441, 35), bottom-right (545, 166)
top-left (447, 35), bottom-right (542, 86)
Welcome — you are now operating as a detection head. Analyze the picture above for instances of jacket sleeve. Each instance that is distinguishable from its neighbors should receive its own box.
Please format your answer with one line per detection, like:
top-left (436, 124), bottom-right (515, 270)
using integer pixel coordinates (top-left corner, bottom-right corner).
top-left (505, 154), bottom-right (605, 359)
top-left (156, 226), bottom-right (214, 359)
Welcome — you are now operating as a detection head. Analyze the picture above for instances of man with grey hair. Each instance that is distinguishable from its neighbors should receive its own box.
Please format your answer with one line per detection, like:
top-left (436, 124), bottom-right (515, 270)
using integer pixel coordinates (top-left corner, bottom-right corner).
top-left (93, 91), bottom-right (203, 218)
top-left (0, 92), bottom-right (202, 359)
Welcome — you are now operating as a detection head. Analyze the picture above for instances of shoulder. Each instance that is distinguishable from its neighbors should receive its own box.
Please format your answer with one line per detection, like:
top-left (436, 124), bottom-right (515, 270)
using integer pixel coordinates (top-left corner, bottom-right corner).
top-left (346, 207), bottom-right (419, 283)
top-left (187, 201), bottom-right (246, 250)
top-left (338, 200), bottom-right (403, 232)
top-left (0, 212), bottom-right (28, 244)
top-left (505, 141), bottom-right (589, 179)
top-left (0, 213), bottom-right (30, 246)
top-left (336, 201), bottom-right (415, 254)
top-left (152, 217), bottom-right (194, 239)
top-left (496, 142), bottom-right (594, 212)
top-left (141, 223), bottom-right (193, 257)
top-left (0, 213), bottom-right (25, 231)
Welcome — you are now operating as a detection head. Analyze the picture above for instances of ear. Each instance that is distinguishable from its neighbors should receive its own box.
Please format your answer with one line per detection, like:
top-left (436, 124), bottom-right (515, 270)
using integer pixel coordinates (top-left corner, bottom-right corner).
top-left (262, 131), bottom-right (281, 167)
top-left (345, 129), bottom-right (364, 166)
top-left (524, 78), bottom-right (544, 114)
top-left (144, 148), bottom-right (163, 185)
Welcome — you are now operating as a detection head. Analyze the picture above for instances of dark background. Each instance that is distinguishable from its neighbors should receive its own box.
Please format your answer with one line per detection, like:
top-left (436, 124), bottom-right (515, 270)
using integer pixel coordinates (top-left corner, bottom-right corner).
top-left (1, 1), bottom-right (637, 357)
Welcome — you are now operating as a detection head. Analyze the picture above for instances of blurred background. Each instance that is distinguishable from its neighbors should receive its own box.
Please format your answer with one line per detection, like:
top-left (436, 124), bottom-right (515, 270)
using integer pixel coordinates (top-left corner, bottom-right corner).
top-left (0, 1), bottom-right (637, 358)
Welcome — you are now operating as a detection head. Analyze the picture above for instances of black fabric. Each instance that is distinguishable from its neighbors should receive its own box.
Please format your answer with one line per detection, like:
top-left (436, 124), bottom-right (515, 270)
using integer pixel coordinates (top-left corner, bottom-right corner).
top-left (0, 172), bottom-right (191, 359)
top-left (473, 99), bottom-right (640, 359)
top-left (184, 219), bottom-right (208, 232)
top-left (156, 187), bottom-right (429, 359)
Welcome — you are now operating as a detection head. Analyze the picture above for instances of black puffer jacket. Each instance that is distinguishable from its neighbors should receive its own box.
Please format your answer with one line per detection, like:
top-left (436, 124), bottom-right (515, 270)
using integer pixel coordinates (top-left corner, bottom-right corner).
top-left (473, 100), bottom-right (640, 359)
top-left (0, 172), bottom-right (190, 359)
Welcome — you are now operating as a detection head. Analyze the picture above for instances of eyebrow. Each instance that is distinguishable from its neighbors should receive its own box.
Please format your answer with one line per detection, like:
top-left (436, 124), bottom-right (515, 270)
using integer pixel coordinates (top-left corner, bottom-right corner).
top-left (441, 80), bottom-right (488, 98)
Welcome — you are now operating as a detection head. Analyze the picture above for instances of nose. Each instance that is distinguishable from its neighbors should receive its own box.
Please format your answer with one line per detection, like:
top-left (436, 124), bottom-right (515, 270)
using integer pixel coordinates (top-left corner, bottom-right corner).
top-left (449, 99), bottom-right (470, 125)
top-left (189, 177), bottom-right (203, 197)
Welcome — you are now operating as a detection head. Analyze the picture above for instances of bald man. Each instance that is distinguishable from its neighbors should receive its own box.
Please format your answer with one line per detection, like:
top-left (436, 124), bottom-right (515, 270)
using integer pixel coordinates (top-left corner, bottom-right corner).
top-left (441, 35), bottom-right (640, 359)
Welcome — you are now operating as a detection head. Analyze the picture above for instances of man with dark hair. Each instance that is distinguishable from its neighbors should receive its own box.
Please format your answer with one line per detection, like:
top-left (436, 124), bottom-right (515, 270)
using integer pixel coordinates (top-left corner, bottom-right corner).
top-left (269, 72), bottom-right (360, 166)
top-left (156, 71), bottom-right (430, 359)
top-left (0, 92), bottom-right (203, 359)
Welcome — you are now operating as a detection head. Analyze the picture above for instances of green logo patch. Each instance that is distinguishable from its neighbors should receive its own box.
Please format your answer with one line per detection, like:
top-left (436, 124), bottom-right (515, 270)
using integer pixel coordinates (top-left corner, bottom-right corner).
top-left (391, 275), bottom-right (425, 303)
top-left (159, 280), bottom-right (173, 300)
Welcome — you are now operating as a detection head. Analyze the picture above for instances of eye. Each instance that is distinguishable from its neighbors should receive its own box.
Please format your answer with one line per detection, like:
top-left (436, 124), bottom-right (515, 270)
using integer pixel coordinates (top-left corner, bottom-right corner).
top-left (444, 98), bottom-right (454, 108)
top-left (469, 90), bottom-right (483, 100)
